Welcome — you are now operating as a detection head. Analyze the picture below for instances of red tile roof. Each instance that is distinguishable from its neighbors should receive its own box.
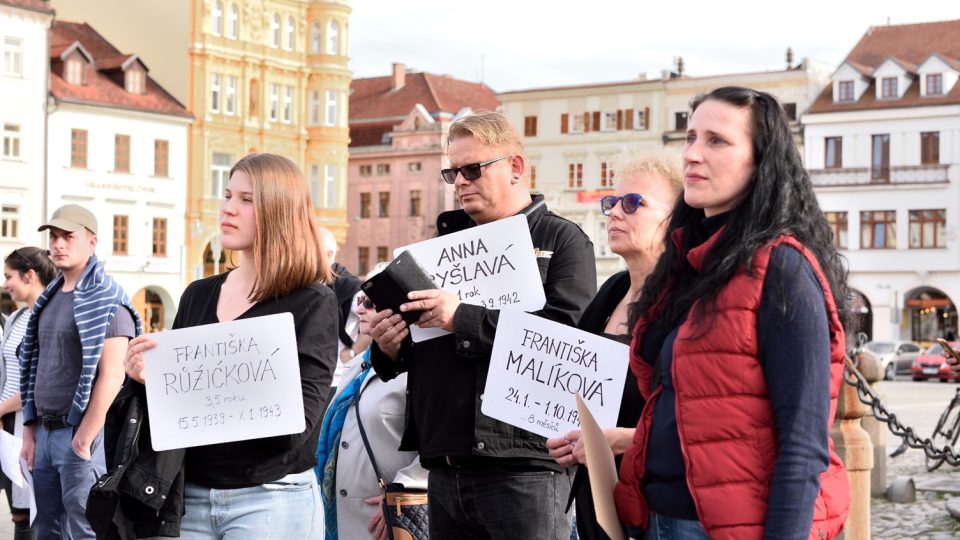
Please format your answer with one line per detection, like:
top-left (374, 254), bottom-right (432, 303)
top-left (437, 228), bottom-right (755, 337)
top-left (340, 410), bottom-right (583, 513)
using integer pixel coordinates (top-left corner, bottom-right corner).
top-left (809, 19), bottom-right (960, 113)
top-left (0, 0), bottom-right (54, 14)
top-left (49, 21), bottom-right (190, 118)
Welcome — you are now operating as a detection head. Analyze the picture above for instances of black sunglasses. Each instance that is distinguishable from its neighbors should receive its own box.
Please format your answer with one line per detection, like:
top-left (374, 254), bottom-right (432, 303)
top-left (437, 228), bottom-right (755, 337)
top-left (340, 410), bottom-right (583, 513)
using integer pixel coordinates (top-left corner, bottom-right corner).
top-left (356, 294), bottom-right (374, 309)
top-left (600, 193), bottom-right (671, 216)
top-left (440, 156), bottom-right (509, 184)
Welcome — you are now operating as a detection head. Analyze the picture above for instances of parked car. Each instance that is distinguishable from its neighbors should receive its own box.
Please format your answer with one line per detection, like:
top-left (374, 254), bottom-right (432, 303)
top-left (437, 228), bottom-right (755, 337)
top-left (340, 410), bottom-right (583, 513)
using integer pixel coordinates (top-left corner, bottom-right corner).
top-left (864, 340), bottom-right (924, 381)
top-left (911, 341), bottom-right (960, 382)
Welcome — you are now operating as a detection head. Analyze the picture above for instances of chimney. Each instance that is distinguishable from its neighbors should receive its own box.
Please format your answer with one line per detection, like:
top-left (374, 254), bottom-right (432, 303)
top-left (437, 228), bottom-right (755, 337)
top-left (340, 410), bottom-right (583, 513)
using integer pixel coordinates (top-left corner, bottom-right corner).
top-left (786, 47), bottom-right (794, 69)
top-left (676, 56), bottom-right (685, 77)
top-left (392, 63), bottom-right (405, 90)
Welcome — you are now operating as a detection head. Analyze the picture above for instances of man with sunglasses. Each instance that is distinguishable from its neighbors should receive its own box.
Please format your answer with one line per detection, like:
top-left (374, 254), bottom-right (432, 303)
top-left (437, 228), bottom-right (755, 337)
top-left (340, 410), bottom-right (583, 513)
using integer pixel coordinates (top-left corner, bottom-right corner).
top-left (367, 110), bottom-right (597, 539)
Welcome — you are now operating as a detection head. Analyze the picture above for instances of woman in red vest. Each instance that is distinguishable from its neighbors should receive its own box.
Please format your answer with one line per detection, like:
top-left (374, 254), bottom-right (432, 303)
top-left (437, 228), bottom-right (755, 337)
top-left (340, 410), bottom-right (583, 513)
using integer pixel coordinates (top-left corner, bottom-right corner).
top-left (614, 87), bottom-right (851, 540)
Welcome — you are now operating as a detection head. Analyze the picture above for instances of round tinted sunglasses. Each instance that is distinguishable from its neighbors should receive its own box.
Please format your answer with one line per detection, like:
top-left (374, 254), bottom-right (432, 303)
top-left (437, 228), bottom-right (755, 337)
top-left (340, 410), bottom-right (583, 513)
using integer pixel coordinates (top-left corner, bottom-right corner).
top-left (356, 294), bottom-right (374, 309)
top-left (600, 193), bottom-right (670, 216)
top-left (440, 156), bottom-right (509, 184)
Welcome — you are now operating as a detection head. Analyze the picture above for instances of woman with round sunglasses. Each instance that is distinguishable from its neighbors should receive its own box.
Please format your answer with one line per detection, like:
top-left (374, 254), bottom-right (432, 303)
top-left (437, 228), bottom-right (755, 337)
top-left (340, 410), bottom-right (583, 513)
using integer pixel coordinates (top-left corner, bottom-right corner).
top-left (615, 87), bottom-right (850, 539)
top-left (546, 148), bottom-right (682, 540)
top-left (318, 262), bottom-right (427, 540)
top-left (2, 247), bottom-right (58, 540)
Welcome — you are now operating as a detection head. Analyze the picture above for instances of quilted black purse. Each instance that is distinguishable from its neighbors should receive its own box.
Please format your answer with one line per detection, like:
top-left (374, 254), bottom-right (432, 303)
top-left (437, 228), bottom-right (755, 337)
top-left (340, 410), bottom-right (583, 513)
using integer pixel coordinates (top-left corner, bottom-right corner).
top-left (355, 383), bottom-right (429, 540)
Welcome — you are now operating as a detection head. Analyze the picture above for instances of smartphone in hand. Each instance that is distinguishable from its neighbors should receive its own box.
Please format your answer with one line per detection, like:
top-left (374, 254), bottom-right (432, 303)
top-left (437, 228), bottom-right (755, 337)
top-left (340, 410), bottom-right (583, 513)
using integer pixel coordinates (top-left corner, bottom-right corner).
top-left (936, 338), bottom-right (960, 367)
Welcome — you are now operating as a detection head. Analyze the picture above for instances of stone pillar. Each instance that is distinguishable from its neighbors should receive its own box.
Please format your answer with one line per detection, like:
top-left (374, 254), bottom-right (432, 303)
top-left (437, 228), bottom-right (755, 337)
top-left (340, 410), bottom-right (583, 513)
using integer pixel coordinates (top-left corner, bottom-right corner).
top-left (831, 350), bottom-right (880, 540)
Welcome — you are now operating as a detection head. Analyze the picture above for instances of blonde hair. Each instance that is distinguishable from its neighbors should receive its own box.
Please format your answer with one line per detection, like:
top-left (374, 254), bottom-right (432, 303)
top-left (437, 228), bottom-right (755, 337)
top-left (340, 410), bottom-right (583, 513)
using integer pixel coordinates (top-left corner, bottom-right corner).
top-left (612, 146), bottom-right (684, 194)
top-left (229, 153), bottom-right (332, 301)
top-left (447, 110), bottom-right (524, 156)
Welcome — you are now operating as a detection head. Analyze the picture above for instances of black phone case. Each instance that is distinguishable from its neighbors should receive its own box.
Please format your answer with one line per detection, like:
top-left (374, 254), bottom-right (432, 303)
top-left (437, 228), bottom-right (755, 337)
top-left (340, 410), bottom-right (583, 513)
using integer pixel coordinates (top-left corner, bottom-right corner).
top-left (361, 250), bottom-right (437, 325)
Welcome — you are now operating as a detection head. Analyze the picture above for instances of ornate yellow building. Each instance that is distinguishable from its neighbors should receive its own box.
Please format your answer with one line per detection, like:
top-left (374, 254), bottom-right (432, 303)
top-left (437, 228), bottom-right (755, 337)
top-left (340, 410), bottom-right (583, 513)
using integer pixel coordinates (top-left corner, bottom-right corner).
top-left (51, 0), bottom-right (352, 282)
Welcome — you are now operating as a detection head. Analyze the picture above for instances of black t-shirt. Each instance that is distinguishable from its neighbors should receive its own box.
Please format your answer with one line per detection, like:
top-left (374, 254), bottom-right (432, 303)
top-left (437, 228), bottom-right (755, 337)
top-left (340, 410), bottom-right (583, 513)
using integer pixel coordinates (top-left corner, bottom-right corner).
top-left (172, 273), bottom-right (338, 488)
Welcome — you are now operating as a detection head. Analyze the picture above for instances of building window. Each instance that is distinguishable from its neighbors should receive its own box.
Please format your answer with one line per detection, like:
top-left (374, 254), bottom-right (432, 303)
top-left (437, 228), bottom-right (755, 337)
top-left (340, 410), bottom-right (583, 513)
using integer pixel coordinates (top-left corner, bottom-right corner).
top-left (409, 190), bottom-right (421, 217)
top-left (113, 215), bottom-right (129, 255)
top-left (358, 247), bottom-right (369, 275)
top-left (65, 55), bottom-right (86, 85)
top-left (325, 90), bottom-right (337, 127)
top-left (270, 14), bottom-right (280, 47)
top-left (674, 112), bottom-right (688, 131)
top-left (211, 152), bottom-right (232, 197)
top-left (824, 211), bottom-right (848, 249)
top-left (408, 162), bottom-right (421, 173)
top-left (285, 16), bottom-right (295, 50)
top-left (125, 68), bottom-right (145, 94)
top-left (0, 206), bottom-right (17, 238)
top-left (377, 246), bottom-right (388, 263)
top-left (871, 134), bottom-right (890, 182)
top-left (926, 73), bottom-right (943, 96)
top-left (70, 128), bottom-right (87, 168)
top-left (634, 108), bottom-right (647, 130)
top-left (324, 163), bottom-right (336, 209)
top-left (211, 73), bottom-right (221, 113)
top-left (359, 164), bottom-right (372, 177)
top-left (311, 22), bottom-right (321, 52)
top-left (600, 161), bottom-right (614, 187)
top-left (601, 112), bottom-right (617, 132)
top-left (225, 76), bottom-right (236, 115)
top-left (308, 164), bottom-right (321, 207)
top-left (837, 80), bottom-right (854, 102)
top-left (212, 1), bottom-right (223, 35)
top-left (152, 218), bottom-right (167, 256)
top-left (154, 139), bottom-right (169, 177)
top-left (568, 163), bottom-right (583, 189)
top-left (359, 192), bottom-right (371, 218)
top-left (569, 113), bottom-right (585, 134)
top-left (881, 77), bottom-right (898, 99)
top-left (782, 102), bottom-right (797, 121)
top-left (327, 19), bottom-right (339, 54)
top-left (529, 165), bottom-right (537, 189)
top-left (114, 134), bottom-right (130, 173)
top-left (269, 84), bottom-right (279, 121)
top-left (283, 85), bottom-right (293, 123)
top-left (227, 4), bottom-right (239, 39)
top-left (376, 163), bottom-right (390, 175)
top-left (3, 37), bottom-right (22, 77)
top-left (524, 116), bottom-right (537, 137)
top-left (860, 210), bottom-right (896, 249)
top-left (378, 192), bottom-right (390, 217)
top-left (309, 90), bottom-right (320, 125)
top-left (824, 137), bottom-right (842, 169)
top-left (921, 131), bottom-right (940, 165)
top-left (597, 222), bottom-right (608, 256)
top-left (909, 209), bottom-right (947, 249)
top-left (2, 124), bottom-right (20, 159)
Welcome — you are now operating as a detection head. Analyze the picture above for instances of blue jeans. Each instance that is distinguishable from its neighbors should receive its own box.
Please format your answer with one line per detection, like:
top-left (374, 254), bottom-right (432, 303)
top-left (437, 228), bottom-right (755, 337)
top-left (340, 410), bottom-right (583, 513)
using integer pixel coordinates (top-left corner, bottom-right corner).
top-left (33, 425), bottom-right (105, 540)
top-left (180, 469), bottom-right (321, 539)
top-left (642, 512), bottom-right (709, 540)
top-left (428, 466), bottom-right (572, 539)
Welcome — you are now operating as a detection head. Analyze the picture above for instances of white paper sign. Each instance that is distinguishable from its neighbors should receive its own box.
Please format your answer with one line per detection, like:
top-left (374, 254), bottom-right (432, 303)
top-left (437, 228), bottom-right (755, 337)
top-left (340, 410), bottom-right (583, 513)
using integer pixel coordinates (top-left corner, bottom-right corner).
top-left (481, 310), bottom-right (630, 438)
top-left (0, 431), bottom-right (23, 488)
top-left (143, 313), bottom-right (305, 451)
top-left (395, 214), bottom-right (546, 342)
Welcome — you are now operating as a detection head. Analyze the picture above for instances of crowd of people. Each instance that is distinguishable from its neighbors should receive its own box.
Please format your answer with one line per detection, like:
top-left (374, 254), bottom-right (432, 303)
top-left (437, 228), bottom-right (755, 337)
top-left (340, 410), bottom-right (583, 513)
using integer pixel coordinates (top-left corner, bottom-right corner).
top-left (0, 87), bottom-right (854, 539)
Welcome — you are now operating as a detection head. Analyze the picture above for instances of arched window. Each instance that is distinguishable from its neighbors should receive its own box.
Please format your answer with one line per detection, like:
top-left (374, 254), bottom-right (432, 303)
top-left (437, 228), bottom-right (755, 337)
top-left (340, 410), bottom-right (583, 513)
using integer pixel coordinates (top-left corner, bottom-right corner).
top-left (311, 22), bottom-right (320, 53)
top-left (286, 16), bottom-right (295, 50)
top-left (270, 13), bottom-right (280, 47)
top-left (327, 19), bottom-right (339, 54)
top-left (212, 1), bottom-right (223, 36)
top-left (227, 4), bottom-right (239, 39)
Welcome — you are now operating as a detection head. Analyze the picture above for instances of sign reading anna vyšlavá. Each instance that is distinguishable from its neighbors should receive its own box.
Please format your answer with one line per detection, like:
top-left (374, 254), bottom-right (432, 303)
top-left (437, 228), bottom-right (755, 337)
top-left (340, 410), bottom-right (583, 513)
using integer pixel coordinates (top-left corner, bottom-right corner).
top-left (481, 310), bottom-right (629, 438)
top-left (395, 214), bottom-right (546, 342)
top-left (143, 313), bottom-right (305, 451)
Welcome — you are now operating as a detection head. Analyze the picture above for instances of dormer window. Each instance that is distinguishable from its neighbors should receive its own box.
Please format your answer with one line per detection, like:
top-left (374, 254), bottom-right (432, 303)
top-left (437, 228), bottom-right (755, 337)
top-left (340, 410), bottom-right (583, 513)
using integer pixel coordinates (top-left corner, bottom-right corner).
top-left (65, 54), bottom-right (87, 85)
top-left (881, 77), bottom-right (898, 99)
top-left (125, 65), bottom-right (145, 94)
top-left (838, 80), bottom-right (854, 102)
top-left (926, 74), bottom-right (943, 96)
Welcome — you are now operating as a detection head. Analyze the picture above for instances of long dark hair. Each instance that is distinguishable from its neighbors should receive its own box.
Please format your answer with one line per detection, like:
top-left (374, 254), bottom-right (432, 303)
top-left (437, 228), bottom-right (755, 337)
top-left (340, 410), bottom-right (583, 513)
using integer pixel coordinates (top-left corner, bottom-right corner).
top-left (628, 86), bottom-right (850, 333)
top-left (4, 247), bottom-right (58, 286)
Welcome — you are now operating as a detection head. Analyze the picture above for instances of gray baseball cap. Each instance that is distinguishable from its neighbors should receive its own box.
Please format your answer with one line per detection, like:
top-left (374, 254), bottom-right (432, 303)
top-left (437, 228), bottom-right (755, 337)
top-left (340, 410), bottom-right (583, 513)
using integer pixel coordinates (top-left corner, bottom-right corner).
top-left (38, 204), bottom-right (98, 235)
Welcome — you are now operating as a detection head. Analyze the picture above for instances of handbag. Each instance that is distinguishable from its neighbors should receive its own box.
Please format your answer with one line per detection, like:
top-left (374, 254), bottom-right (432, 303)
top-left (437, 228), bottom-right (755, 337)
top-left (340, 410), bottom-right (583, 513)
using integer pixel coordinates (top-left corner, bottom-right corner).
top-left (355, 378), bottom-right (430, 540)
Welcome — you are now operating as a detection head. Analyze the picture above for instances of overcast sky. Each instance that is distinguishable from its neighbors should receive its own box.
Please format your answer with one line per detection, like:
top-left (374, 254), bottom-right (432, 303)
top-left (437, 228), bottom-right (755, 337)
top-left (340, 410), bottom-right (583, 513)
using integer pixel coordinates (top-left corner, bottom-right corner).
top-left (349, 0), bottom-right (960, 92)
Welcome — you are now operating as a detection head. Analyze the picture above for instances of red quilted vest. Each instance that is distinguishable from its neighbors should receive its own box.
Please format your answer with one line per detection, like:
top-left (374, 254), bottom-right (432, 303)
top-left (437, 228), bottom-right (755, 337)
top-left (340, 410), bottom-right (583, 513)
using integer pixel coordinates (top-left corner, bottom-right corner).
top-left (614, 233), bottom-right (850, 540)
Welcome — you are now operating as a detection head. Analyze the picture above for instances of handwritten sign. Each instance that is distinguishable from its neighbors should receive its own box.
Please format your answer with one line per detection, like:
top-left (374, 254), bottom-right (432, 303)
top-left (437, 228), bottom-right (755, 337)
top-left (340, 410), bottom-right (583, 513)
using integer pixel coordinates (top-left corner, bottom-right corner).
top-left (481, 310), bottom-right (629, 438)
top-left (395, 214), bottom-right (546, 342)
top-left (143, 313), bottom-right (305, 451)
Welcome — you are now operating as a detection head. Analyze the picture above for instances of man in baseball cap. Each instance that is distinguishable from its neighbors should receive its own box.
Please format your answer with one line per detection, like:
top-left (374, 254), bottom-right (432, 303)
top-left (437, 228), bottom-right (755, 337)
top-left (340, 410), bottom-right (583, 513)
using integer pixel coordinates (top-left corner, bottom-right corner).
top-left (21, 203), bottom-right (140, 539)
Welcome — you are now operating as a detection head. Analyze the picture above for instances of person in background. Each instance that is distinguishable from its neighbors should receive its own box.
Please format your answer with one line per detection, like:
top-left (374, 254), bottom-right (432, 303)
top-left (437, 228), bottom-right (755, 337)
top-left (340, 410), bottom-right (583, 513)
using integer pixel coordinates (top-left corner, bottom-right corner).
top-left (615, 87), bottom-right (851, 539)
top-left (547, 148), bottom-right (683, 540)
top-left (319, 227), bottom-right (369, 396)
top-left (2, 247), bottom-right (58, 540)
top-left (318, 261), bottom-right (427, 540)
top-left (103, 153), bottom-right (338, 539)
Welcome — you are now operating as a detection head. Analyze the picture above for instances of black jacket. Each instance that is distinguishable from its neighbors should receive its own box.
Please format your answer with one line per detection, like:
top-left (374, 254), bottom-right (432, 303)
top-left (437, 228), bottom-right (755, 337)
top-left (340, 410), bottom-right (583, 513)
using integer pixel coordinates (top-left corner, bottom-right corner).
top-left (371, 194), bottom-right (597, 461)
top-left (331, 262), bottom-right (362, 348)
